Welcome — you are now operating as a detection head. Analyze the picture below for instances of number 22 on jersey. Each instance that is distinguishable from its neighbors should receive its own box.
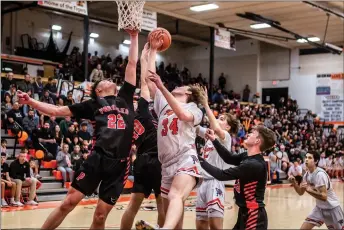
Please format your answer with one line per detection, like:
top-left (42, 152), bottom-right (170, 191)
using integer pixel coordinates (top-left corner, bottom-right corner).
top-left (161, 118), bottom-right (179, 136)
top-left (107, 114), bottom-right (125, 129)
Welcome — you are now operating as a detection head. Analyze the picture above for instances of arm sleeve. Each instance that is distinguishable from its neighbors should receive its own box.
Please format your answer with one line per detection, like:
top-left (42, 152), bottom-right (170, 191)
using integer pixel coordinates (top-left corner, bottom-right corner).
top-left (138, 98), bottom-right (153, 119)
top-left (315, 172), bottom-right (329, 189)
top-left (68, 100), bottom-right (94, 120)
top-left (56, 152), bottom-right (64, 163)
top-left (212, 139), bottom-right (245, 166)
top-left (153, 89), bottom-right (168, 117)
top-left (118, 81), bottom-right (136, 105)
top-left (198, 126), bottom-right (207, 139)
top-left (200, 158), bottom-right (251, 181)
top-left (186, 103), bottom-right (203, 126)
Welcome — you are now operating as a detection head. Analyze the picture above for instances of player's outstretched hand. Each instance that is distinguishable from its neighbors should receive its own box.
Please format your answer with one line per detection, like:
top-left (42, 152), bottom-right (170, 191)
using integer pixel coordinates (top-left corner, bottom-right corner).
top-left (288, 176), bottom-right (295, 184)
top-left (147, 70), bottom-right (163, 89)
top-left (198, 86), bottom-right (209, 105)
top-left (150, 32), bottom-right (163, 50)
top-left (140, 43), bottom-right (150, 65)
top-left (205, 129), bottom-right (216, 141)
top-left (17, 90), bottom-right (31, 104)
top-left (125, 29), bottom-right (139, 37)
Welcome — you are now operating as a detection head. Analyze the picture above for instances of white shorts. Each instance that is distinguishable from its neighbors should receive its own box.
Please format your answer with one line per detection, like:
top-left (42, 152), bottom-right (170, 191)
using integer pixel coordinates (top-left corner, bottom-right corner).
top-left (196, 179), bottom-right (225, 220)
top-left (160, 152), bottom-right (203, 198)
top-left (305, 206), bottom-right (344, 229)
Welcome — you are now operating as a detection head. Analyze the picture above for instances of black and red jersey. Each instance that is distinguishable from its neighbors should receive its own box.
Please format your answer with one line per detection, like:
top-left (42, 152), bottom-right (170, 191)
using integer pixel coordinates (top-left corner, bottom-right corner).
top-left (133, 98), bottom-right (158, 156)
top-left (68, 81), bottom-right (136, 159)
top-left (199, 139), bottom-right (267, 209)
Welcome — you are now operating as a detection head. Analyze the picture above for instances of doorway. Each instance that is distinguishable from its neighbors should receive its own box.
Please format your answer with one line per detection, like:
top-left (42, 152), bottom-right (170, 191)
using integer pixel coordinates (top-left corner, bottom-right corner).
top-left (262, 87), bottom-right (289, 105)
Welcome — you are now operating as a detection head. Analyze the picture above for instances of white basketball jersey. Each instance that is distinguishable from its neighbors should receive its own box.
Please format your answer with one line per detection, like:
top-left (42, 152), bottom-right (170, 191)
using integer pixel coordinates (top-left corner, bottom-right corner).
top-left (198, 126), bottom-right (232, 180)
top-left (303, 167), bottom-right (340, 209)
top-left (154, 90), bottom-right (203, 167)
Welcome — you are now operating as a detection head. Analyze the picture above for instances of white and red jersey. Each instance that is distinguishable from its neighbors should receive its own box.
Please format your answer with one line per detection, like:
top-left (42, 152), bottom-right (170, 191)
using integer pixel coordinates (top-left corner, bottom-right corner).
top-left (154, 90), bottom-right (203, 167)
top-left (198, 126), bottom-right (232, 180)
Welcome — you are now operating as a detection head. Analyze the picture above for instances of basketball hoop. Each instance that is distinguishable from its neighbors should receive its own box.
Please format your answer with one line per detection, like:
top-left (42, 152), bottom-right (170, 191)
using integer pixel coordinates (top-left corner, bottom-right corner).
top-left (115, 0), bottom-right (145, 31)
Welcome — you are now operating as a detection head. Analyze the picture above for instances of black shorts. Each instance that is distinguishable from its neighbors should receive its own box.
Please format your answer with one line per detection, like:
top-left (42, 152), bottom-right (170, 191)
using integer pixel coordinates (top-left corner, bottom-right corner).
top-left (132, 154), bottom-right (161, 198)
top-left (71, 151), bottom-right (130, 205)
top-left (233, 207), bottom-right (268, 230)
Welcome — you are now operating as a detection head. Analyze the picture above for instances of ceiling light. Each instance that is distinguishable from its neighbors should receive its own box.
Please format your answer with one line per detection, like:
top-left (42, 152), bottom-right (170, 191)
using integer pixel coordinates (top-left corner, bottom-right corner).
top-left (297, 38), bottom-right (308, 43)
top-left (90, 33), bottom-right (99, 38)
top-left (250, 23), bottom-right (271, 29)
top-left (52, 25), bottom-right (62, 31)
top-left (190, 3), bottom-right (219, 12)
top-left (307, 36), bottom-right (320, 42)
top-left (123, 40), bottom-right (131, 45)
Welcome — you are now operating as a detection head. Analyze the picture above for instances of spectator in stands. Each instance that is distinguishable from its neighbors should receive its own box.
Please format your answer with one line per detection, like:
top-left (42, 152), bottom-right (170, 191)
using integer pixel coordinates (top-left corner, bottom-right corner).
top-left (10, 152), bottom-right (38, 206)
top-left (242, 84), bottom-right (250, 102)
top-left (56, 144), bottom-right (74, 187)
top-left (212, 88), bottom-right (224, 104)
top-left (218, 73), bottom-right (226, 90)
top-left (71, 145), bottom-right (82, 171)
top-left (1, 95), bottom-right (13, 130)
top-left (64, 91), bottom-right (75, 106)
top-left (89, 64), bottom-right (104, 82)
top-left (1, 152), bottom-right (17, 207)
top-left (287, 160), bottom-right (303, 185)
top-left (40, 89), bottom-right (54, 105)
top-left (33, 76), bottom-right (44, 100)
top-left (64, 123), bottom-right (76, 147)
top-left (52, 125), bottom-right (63, 149)
top-left (6, 84), bottom-right (18, 104)
top-left (47, 116), bottom-right (58, 133)
top-left (38, 122), bottom-right (57, 157)
top-left (19, 74), bottom-right (34, 94)
top-left (77, 122), bottom-right (91, 145)
top-left (22, 109), bottom-right (38, 138)
top-left (57, 97), bottom-right (65, 107)
top-left (269, 148), bottom-right (281, 184)
top-left (1, 72), bottom-right (16, 92)
top-left (59, 116), bottom-right (72, 136)
top-left (1, 140), bottom-right (7, 154)
top-left (29, 157), bottom-right (42, 180)
top-left (7, 102), bottom-right (23, 127)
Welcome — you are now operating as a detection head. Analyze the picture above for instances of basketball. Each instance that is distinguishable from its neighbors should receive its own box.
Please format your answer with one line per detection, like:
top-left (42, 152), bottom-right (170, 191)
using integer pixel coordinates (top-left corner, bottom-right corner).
top-left (35, 150), bottom-right (44, 159)
top-left (148, 27), bottom-right (171, 52)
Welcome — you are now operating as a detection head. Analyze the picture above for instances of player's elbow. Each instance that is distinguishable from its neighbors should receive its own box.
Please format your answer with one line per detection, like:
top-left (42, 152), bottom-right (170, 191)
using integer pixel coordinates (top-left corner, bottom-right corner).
top-left (320, 193), bottom-right (327, 201)
top-left (177, 112), bottom-right (192, 122)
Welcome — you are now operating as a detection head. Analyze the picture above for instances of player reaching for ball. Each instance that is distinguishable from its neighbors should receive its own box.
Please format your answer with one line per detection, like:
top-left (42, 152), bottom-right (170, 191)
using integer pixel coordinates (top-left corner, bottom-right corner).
top-left (17, 29), bottom-right (139, 230)
top-left (120, 43), bottom-right (165, 229)
top-left (200, 125), bottom-right (276, 230)
top-left (195, 87), bottom-right (240, 230)
top-left (136, 32), bottom-right (204, 230)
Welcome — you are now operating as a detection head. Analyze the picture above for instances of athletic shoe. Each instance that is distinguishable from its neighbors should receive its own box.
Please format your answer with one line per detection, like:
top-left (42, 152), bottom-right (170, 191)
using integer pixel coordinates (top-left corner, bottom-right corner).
top-left (1, 199), bottom-right (9, 207)
top-left (135, 220), bottom-right (158, 230)
top-left (26, 200), bottom-right (38, 206)
top-left (14, 201), bottom-right (24, 207)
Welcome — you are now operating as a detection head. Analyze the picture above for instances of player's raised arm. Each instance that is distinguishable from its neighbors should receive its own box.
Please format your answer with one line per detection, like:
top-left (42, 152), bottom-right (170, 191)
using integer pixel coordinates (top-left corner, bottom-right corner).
top-left (140, 43), bottom-right (150, 101)
top-left (124, 30), bottom-right (139, 86)
top-left (148, 71), bottom-right (195, 123)
top-left (199, 87), bottom-right (227, 140)
top-left (146, 34), bottom-right (163, 99)
top-left (17, 90), bottom-right (72, 117)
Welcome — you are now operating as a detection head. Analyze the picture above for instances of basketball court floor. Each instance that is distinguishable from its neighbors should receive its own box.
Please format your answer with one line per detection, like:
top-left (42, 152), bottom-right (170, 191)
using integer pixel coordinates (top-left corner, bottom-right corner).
top-left (1, 183), bottom-right (343, 229)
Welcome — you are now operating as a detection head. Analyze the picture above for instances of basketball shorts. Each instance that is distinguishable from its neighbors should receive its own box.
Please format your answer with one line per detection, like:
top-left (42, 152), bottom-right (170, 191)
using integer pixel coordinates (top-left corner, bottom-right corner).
top-left (233, 207), bottom-right (268, 230)
top-left (71, 151), bottom-right (130, 205)
top-left (196, 179), bottom-right (225, 220)
top-left (160, 152), bottom-right (203, 198)
top-left (132, 154), bottom-right (162, 198)
top-left (305, 206), bottom-right (344, 229)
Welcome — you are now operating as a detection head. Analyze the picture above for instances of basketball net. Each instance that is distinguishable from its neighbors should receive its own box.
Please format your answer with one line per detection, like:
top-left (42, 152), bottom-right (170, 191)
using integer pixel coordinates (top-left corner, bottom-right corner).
top-left (115, 0), bottom-right (145, 31)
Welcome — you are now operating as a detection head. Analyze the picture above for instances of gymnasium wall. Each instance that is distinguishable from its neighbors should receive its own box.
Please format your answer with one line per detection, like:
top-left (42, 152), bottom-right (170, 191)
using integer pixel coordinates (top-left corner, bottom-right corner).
top-left (1, 9), bottom-right (186, 67)
top-left (258, 51), bottom-right (344, 116)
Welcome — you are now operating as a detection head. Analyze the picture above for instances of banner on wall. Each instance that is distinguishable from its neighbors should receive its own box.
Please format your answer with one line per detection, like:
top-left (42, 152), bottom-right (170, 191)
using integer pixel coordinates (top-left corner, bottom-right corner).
top-left (142, 10), bottom-right (157, 32)
top-left (214, 28), bottom-right (236, 51)
top-left (316, 73), bottom-right (344, 122)
top-left (38, 1), bottom-right (88, 15)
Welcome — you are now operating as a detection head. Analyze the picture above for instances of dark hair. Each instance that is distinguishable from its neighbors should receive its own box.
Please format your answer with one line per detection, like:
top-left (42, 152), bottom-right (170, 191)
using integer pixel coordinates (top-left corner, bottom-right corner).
top-left (90, 80), bottom-right (102, 100)
top-left (1, 139), bottom-right (7, 144)
top-left (307, 150), bottom-right (320, 164)
top-left (253, 125), bottom-right (276, 152)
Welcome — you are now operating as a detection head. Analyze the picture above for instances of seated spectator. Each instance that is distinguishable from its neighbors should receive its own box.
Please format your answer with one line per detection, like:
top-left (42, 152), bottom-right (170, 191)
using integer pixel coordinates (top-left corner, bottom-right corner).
top-left (318, 152), bottom-right (327, 170)
top-left (7, 102), bottom-right (23, 127)
top-left (287, 160), bottom-right (303, 185)
top-left (89, 64), bottom-right (104, 82)
top-left (64, 91), bottom-right (75, 106)
top-left (56, 144), bottom-right (74, 187)
top-left (59, 116), bottom-right (72, 137)
top-left (47, 116), bottom-right (58, 133)
top-left (269, 150), bottom-right (281, 184)
top-left (1, 72), bottom-right (16, 92)
top-left (52, 125), bottom-right (63, 149)
top-left (33, 76), bottom-right (44, 100)
top-left (71, 145), bottom-right (83, 171)
top-left (81, 140), bottom-right (91, 154)
top-left (5, 84), bottom-right (18, 104)
top-left (10, 152), bottom-right (38, 206)
top-left (18, 74), bottom-right (34, 94)
top-left (40, 89), bottom-right (54, 105)
top-left (78, 122), bottom-right (91, 144)
top-left (29, 157), bottom-right (42, 180)
top-left (1, 152), bottom-right (16, 207)
top-left (1, 140), bottom-right (7, 155)
top-left (22, 109), bottom-right (38, 139)
top-left (37, 122), bottom-right (57, 158)
top-left (64, 123), bottom-right (76, 146)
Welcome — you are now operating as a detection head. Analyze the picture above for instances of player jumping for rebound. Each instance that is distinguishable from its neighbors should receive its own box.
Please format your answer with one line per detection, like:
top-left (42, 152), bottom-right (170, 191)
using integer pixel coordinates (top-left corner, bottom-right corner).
top-left (17, 29), bottom-right (139, 230)
top-left (136, 34), bottom-right (204, 230)
top-left (120, 43), bottom-right (165, 229)
top-left (291, 151), bottom-right (344, 230)
top-left (196, 87), bottom-right (240, 230)
top-left (200, 125), bottom-right (276, 230)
